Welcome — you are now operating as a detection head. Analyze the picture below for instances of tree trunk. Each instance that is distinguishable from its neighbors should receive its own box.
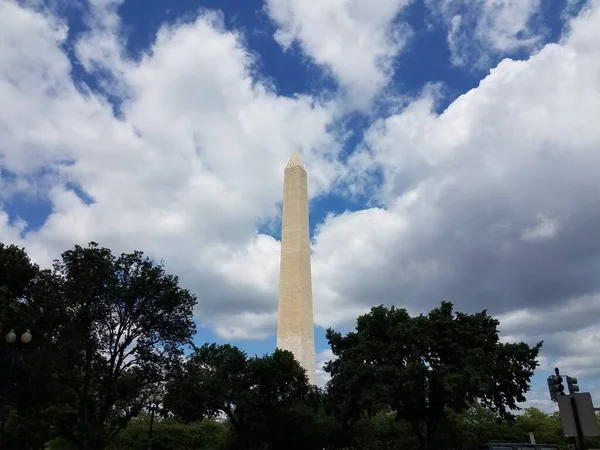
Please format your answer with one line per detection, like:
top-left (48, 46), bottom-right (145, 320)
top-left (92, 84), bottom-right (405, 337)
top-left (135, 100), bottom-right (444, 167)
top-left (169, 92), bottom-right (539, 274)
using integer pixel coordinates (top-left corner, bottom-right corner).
top-left (236, 432), bottom-right (249, 450)
top-left (78, 429), bottom-right (106, 450)
top-left (410, 421), bottom-right (425, 450)
top-left (423, 420), bottom-right (439, 450)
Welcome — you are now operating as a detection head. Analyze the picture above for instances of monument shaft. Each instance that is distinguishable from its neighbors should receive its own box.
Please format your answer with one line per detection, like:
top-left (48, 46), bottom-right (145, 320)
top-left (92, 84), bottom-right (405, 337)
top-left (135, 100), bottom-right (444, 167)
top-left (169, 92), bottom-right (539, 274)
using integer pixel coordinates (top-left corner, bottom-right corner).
top-left (277, 153), bottom-right (316, 385)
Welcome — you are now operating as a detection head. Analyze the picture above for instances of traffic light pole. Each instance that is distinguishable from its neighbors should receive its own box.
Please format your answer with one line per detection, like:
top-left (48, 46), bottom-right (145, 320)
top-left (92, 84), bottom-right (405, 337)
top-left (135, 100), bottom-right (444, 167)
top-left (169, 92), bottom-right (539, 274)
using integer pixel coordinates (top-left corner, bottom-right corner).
top-left (570, 395), bottom-right (586, 450)
top-left (549, 368), bottom-right (600, 444)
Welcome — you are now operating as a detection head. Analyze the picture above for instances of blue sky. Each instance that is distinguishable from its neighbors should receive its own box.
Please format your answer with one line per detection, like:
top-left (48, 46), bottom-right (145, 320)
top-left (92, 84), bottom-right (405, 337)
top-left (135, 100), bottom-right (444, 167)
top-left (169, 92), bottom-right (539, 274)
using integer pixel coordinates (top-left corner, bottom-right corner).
top-left (2, 0), bottom-right (600, 410)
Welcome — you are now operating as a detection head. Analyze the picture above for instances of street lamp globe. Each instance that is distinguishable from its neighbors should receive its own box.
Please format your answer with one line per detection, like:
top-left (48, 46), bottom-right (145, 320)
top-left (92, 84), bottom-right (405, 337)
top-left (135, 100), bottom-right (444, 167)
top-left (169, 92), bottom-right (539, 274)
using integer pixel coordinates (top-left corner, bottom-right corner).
top-left (21, 330), bottom-right (32, 344)
top-left (5, 330), bottom-right (16, 344)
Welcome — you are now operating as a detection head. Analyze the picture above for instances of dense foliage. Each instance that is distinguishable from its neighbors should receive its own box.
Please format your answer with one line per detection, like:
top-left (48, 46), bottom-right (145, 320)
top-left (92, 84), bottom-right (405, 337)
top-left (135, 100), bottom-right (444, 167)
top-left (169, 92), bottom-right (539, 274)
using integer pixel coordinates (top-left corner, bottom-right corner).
top-left (0, 241), bottom-right (584, 450)
top-left (0, 242), bottom-right (196, 449)
top-left (164, 344), bottom-right (318, 449)
top-left (43, 406), bottom-right (600, 450)
top-left (325, 302), bottom-right (543, 449)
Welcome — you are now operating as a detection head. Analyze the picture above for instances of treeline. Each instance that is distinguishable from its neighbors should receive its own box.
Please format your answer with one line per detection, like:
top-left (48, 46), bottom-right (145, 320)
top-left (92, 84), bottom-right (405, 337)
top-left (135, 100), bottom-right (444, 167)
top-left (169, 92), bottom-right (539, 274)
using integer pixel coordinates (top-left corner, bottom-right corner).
top-left (0, 241), bottom-right (570, 450)
top-left (79, 407), bottom-right (600, 449)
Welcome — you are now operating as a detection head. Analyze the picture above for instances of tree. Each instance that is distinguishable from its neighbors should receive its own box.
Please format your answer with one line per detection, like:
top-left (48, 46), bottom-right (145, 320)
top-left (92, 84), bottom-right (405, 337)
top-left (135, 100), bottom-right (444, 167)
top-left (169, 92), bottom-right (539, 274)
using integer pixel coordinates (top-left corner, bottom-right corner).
top-left (325, 302), bottom-right (543, 450)
top-left (28, 242), bottom-right (196, 450)
top-left (164, 344), bottom-right (312, 450)
top-left (0, 243), bottom-right (45, 449)
top-left (250, 387), bottom-right (339, 450)
top-left (0, 243), bottom-right (39, 307)
top-left (104, 416), bottom-right (231, 450)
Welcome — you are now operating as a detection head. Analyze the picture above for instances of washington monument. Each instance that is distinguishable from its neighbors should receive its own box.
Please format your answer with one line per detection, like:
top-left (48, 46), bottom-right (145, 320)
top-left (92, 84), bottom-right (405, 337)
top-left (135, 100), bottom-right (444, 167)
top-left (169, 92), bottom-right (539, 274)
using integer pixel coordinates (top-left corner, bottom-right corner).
top-left (276, 151), bottom-right (316, 385)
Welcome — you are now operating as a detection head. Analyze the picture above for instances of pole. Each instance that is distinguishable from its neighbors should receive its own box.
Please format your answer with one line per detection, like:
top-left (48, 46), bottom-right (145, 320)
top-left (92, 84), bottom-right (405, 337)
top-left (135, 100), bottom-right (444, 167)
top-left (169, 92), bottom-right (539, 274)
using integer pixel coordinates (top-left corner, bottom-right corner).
top-left (147, 405), bottom-right (155, 450)
top-left (570, 395), bottom-right (587, 450)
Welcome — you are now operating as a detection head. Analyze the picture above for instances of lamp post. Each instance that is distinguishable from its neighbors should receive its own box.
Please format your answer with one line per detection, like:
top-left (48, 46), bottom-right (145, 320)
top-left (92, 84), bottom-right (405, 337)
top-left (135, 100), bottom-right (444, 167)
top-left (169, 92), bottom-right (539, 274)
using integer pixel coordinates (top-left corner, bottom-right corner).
top-left (147, 394), bottom-right (160, 450)
top-left (0, 329), bottom-right (32, 439)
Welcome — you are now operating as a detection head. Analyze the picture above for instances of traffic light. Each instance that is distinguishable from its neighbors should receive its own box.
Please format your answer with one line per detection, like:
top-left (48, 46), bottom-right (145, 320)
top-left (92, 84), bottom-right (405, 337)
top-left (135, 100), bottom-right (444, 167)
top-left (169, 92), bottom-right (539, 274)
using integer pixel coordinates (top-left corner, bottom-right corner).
top-left (548, 374), bottom-right (565, 401)
top-left (567, 376), bottom-right (580, 394)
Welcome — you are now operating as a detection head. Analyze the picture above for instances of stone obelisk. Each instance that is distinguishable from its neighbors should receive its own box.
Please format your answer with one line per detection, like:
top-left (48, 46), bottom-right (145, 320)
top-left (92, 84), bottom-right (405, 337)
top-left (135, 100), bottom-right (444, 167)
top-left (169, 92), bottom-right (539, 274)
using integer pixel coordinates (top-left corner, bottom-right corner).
top-left (276, 151), bottom-right (316, 385)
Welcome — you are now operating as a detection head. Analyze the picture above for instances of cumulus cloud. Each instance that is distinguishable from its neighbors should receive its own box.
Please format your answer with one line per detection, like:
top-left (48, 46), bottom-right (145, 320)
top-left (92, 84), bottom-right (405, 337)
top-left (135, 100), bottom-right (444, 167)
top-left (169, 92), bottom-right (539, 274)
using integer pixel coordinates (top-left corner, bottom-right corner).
top-left (315, 348), bottom-right (337, 388)
top-left (497, 295), bottom-right (600, 384)
top-left (264, 0), bottom-right (414, 108)
top-left (313, 0), bottom-right (600, 380)
top-left (426, 0), bottom-right (543, 67)
top-left (0, 0), bottom-right (341, 339)
top-left (522, 388), bottom-right (556, 413)
top-left (4, 0), bottom-right (600, 404)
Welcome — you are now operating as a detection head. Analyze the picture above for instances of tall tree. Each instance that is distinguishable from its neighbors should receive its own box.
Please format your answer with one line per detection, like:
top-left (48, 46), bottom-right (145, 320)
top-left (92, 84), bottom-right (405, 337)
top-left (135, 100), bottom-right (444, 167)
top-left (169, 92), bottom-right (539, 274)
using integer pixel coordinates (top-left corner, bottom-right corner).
top-left (164, 344), bottom-right (312, 450)
top-left (0, 243), bottom-right (44, 449)
top-left (0, 243), bottom-right (38, 326)
top-left (33, 242), bottom-right (196, 450)
top-left (251, 387), bottom-right (339, 450)
top-left (325, 302), bottom-right (543, 450)
top-left (0, 243), bottom-right (77, 449)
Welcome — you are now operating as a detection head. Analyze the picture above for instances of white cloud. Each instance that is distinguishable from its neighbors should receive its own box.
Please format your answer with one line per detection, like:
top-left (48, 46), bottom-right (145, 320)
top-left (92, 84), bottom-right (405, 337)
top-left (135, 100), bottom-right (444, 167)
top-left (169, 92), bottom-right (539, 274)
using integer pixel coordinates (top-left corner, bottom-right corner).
top-left (497, 294), bottom-right (600, 338)
top-left (264, 0), bottom-right (414, 108)
top-left (312, 208), bottom-right (410, 328)
top-left (3, 0), bottom-right (600, 400)
top-left (307, 0), bottom-right (600, 376)
top-left (427, 0), bottom-right (543, 67)
top-left (0, 0), bottom-right (342, 340)
top-left (75, 0), bottom-right (127, 82)
top-left (522, 388), bottom-right (556, 413)
top-left (497, 294), bottom-right (600, 379)
top-left (521, 214), bottom-right (561, 243)
top-left (536, 355), bottom-right (550, 372)
top-left (562, 0), bottom-right (588, 21)
top-left (543, 324), bottom-right (600, 378)
top-left (315, 348), bottom-right (337, 388)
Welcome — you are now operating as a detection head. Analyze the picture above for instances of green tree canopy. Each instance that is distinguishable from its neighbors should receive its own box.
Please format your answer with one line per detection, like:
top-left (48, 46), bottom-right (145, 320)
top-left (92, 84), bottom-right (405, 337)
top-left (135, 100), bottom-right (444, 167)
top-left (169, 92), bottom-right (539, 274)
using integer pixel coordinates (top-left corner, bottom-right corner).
top-left (106, 416), bottom-right (231, 450)
top-left (325, 301), bottom-right (543, 450)
top-left (0, 243), bottom-right (44, 449)
top-left (164, 344), bottom-right (313, 450)
top-left (0, 242), bottom-right (38, 327)
top-left (11, 242), bottom-right (197, 450)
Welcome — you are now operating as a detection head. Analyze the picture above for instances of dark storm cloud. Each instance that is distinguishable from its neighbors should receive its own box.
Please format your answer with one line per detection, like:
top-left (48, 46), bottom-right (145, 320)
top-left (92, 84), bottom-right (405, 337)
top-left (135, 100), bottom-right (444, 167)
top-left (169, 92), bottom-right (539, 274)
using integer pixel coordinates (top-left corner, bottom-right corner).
top-left (398, 175), bottom-right (600, 316)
